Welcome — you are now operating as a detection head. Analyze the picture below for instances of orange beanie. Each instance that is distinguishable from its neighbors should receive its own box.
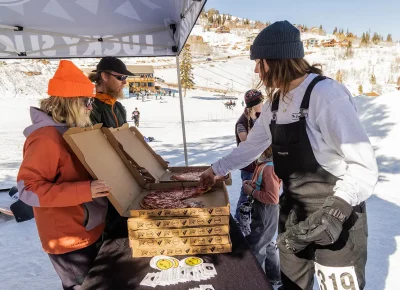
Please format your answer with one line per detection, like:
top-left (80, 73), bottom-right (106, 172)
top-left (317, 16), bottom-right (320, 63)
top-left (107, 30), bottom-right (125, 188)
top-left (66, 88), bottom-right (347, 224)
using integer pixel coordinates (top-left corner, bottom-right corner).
top-left (48, 60), bottom-right (95, 97)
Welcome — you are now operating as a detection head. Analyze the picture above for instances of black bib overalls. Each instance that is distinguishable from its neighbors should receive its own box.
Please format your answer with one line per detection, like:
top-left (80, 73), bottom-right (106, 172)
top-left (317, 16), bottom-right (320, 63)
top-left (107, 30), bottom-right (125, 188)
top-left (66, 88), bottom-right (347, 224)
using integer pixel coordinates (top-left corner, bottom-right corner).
top-left (270, 76), bottom-right (368, 290)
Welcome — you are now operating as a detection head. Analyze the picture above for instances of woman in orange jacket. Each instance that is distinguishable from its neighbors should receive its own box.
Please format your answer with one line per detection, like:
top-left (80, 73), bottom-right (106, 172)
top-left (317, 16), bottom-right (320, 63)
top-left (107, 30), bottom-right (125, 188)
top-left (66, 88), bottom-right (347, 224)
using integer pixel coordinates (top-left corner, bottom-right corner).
top-left (17, 60), bottom-right (111, 290)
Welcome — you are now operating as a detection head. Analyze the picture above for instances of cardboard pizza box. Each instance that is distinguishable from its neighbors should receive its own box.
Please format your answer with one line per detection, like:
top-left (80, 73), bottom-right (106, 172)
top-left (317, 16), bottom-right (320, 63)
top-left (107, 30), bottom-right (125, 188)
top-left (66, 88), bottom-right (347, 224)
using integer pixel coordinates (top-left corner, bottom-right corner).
top-left (129, 235), bottom-right (231, 248)
top-left (129, 225), bottom-right (230, 239)
top-left (102, 124), bottom-right (232, 185)
top-left (63, 125), bottom-right (230, 218)
top-left (131, 243), bottom-right (232, 258)
top-left (127, 216), bottom-right (230, 231)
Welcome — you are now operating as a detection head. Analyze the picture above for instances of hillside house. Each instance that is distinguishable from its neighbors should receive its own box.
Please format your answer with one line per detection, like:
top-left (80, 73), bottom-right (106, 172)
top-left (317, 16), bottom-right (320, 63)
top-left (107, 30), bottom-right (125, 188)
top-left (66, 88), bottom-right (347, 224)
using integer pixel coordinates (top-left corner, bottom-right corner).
top-left (321, 39), bottom-right (337, 47)
top-left (216, 26), bottom-right (230, 33)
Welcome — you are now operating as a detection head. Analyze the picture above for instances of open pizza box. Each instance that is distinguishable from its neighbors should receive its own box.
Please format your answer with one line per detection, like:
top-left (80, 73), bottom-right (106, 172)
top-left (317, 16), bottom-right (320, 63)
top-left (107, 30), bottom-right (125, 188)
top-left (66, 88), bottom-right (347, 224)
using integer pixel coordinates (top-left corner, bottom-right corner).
top-left (101, 123), bottom-right (232, 185)
top-left (63, 124), bottom-right (231, 219)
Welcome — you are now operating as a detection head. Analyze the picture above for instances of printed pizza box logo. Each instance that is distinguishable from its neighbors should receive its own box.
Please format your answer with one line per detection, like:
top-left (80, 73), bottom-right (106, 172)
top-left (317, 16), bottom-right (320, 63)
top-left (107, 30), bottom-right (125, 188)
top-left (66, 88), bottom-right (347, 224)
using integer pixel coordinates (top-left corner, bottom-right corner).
top-left (207, 218), bottom-right (213, 224)
top-left (160, 250), bottom-right (165, 255)
top-left (171, 220), bottom-right (179, 227)
top-left (197, 219), bottom-right (205, 225)
top-left (183, 210), bottom-right (188, 215)
top-left (215, 237), bottom-right (222, 243)
top-left (157, 211), bottom-right (163, 216)
top-left (182, 229), bottom-right (188, 235)
top-left (145, 222), bottom-right (153, 228)
top-left (138, 222), bottom-right (144, 228)
top-left (191, 238), bottom-right (197, 244)
top-left (167, 249), bottom-right (174, 255)
top-left (189, 219), bottom-right (196, 225)
top-left (200, 247), bottom-right (208, 254)
top-left (208, 209), bottom-right (214, 214)
top-left (148, 211), bottom-right (155, 216)
top-left (210, 246), bottom-right (216, 252)
top-left (207, 228), bottom-right (213, 234)
top-left (190, 209), bottom-right (197, 215)
top-left (215, 208), bottom-right (223, 215)
top-left (181, 220), bottom-right (187, 226)
top-left (146, 232), bottom-right (154, 238)
top-left (142, 250), bottom-right (149, 255)
top-left (216, 246), bottom-right (224, 252)
top-left (198, 208), bottom-right (207, 214)
top-left (208, 238), bottom-right (214, 243)
top-left (175, 248), bottom-right (183, 254)
top-left (185, 248), bottom-right (191, 254)
top-left (189, 229), bottom-right (197, 235)
top-left (172, 230), bottom-right (180, 236)
top-left (198, 238), bottom-right (206, 245)
top-left (172, 210), bottom-right (180, 215)
top-left (193, 248), bottom-right (200, 254)
top-left (164, 239), bottom-right (172, 245)
top-left (198, 229), bottom-right (206, 235)
top-left (149, 250), bottom-right (157, 256)
top-left (164, 230), bottom-right (171, 236)
top-left (155, 221), bottom-right (162, 227)
top-left (172, 239), bottom-right (180, 245)
top-left (147, 240), bottom-right (155, 247)
top-left (157, 240), bottom-right (163, 246)
top-left (182, 238), bottom-right (188, 244)
top-left (214, 218), bottom-right (222, 224)
top-left (214, 228), bottom-right (222, 234)
top-left (164, 210), bottom-right (171, 215)
top-left (139, 240), bottom-right (146, 246)
top-left (163, 221), bottom-right (170, 227)
top-left (138, 232), bottom-right (145, 238)
top-left (156, 231), bottom-right (162, 237)
top-left (139, 211), bottom-right (146, 216)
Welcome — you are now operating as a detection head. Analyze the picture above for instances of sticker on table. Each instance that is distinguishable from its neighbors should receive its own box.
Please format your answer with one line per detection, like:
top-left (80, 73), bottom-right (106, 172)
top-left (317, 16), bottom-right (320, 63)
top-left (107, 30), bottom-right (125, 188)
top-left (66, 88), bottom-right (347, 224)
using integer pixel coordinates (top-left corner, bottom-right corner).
top-left (150, 256), bottom-right (179, 271)
top-left (180, 256), bottom-right (204, 267)
top-left (314, 262), bottom-right (360, 290)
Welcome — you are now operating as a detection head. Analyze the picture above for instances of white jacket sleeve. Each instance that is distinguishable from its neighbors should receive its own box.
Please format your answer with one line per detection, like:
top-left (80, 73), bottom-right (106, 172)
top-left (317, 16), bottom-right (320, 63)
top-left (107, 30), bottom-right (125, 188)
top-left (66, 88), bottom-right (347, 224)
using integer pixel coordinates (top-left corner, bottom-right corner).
top-left (212, 113), bottom-right (271, 176)
top-left (316, 96), bottom-right (378, 206)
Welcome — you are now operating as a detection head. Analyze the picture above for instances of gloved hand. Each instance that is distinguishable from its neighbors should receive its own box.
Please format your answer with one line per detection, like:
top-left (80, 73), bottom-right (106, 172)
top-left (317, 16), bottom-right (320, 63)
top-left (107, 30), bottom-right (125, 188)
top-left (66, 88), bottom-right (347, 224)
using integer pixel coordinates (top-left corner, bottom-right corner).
top-left (277, 210), bottom-right (310, 254)
top-left (277, 196), bottom-right (353, 254)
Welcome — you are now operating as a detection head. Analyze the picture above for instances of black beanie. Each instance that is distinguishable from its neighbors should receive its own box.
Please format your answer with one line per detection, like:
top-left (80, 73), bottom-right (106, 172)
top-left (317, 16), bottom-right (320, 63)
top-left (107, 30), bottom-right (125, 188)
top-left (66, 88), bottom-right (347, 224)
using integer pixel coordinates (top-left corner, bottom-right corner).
top-left (250, 20), bottom-right (304, 60)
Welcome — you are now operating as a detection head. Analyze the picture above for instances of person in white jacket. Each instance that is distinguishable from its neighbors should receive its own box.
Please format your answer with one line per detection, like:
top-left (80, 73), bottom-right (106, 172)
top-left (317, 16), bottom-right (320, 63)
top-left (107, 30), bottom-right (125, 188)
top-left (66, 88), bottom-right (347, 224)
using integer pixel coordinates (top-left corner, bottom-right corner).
top-left (200, 21), bottom-right (378, 290)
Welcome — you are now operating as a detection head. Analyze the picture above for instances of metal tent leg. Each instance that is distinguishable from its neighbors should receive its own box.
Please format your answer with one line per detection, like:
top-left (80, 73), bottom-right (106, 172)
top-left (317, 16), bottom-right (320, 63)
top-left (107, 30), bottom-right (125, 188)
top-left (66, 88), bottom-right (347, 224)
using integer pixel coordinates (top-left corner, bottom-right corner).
top-left (175, 55), bottom-right (189, 166)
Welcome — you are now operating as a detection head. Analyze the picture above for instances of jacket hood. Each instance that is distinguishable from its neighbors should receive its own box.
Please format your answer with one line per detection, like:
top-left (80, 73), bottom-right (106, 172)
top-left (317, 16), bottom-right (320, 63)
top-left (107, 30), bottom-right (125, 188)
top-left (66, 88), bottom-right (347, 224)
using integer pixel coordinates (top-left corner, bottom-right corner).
top-left (23, 107), bottom-right (68, 138)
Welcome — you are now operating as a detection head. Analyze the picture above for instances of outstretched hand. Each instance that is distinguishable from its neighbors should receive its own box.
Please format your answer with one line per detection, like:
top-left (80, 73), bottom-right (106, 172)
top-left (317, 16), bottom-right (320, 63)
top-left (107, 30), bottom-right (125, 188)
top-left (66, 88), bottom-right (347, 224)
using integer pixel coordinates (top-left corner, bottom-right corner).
top-left (200, 167), bottom-right (216, 189)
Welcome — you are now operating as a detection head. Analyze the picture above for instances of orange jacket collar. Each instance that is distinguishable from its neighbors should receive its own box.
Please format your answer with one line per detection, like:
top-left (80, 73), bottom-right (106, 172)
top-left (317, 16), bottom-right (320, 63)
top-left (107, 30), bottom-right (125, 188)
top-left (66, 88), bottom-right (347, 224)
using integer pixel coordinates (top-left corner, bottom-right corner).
top-left (95, 93), bottom-right (117, 105)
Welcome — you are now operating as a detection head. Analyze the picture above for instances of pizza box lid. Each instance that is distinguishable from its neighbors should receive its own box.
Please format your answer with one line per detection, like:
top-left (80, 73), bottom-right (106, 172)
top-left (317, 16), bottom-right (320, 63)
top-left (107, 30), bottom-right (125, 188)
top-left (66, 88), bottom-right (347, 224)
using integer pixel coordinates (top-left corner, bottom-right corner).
top-left (63, 125), bottom-right (230, 218)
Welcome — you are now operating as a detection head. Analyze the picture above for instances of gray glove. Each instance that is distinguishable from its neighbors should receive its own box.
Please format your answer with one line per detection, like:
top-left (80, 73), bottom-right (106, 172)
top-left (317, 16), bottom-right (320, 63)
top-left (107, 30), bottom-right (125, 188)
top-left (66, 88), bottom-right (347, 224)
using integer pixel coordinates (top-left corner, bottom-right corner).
top-left (277, 196), bottom-right (353, 254)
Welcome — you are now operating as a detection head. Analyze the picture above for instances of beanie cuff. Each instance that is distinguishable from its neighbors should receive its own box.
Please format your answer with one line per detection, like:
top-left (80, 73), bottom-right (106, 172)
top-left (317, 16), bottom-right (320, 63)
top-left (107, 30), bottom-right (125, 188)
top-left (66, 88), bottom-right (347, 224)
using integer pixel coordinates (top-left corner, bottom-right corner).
top-left (48, 79), bottom-right (95, 97)
top-left (246, 98), bottom-right (262, 108)
top-left (250, 41), bottom-right (305, 60)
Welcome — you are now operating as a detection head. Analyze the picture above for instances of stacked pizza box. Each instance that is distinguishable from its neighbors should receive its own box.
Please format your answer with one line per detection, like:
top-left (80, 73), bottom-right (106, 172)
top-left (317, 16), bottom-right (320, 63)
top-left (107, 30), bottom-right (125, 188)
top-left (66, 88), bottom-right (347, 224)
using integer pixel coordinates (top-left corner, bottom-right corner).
top-left (63, 124), bottom-right (232, 258)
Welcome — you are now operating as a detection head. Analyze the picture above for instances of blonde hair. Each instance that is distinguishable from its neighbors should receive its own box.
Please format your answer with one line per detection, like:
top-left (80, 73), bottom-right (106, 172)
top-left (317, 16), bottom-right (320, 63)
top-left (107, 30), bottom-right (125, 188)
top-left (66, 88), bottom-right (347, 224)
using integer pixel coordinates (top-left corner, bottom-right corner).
top-left (40, 96), bottom-right (91, 128)
top-left (258, 58), bottom-right (323, 102)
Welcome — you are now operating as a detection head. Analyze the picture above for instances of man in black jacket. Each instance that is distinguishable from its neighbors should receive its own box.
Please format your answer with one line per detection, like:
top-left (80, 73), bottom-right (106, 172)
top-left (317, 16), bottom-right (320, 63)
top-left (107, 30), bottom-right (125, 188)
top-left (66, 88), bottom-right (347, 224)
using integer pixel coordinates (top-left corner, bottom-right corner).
top-left (89, 56), bottom-right (133, 128)
top-left (89, 57), bottom-right (134, 239)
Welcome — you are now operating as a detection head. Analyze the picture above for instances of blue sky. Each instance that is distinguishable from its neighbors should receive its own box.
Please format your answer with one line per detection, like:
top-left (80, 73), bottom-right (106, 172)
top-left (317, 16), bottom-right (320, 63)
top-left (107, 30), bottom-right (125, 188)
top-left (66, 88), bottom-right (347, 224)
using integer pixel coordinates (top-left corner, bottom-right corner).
top-left (206, 0), bottom-right (400, 41)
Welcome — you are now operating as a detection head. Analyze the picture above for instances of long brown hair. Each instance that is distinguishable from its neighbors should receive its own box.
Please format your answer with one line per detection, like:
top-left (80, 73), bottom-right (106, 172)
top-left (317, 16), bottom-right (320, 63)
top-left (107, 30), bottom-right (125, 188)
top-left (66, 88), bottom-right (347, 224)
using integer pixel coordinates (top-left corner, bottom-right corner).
top-left (40, 96), bottom-right (91, 128)
top-left (258, 58), bottom-right (323, 102)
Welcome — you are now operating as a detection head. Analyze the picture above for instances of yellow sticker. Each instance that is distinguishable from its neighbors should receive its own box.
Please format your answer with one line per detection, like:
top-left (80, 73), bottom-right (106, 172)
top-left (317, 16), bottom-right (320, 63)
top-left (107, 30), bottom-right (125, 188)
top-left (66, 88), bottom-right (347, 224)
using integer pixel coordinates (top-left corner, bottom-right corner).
top-left (171, 258), bottom-right (180, 268)
top-left (184, 257), bottom-right (203, 267)
top-left (155, 258), bottom-right (173, 270)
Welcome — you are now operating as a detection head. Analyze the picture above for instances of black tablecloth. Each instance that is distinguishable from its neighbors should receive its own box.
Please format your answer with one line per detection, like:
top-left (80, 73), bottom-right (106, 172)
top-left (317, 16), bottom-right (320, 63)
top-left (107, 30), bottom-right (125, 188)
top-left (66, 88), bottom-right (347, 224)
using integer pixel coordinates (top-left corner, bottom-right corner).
top-left (82, 215), bottom-right (272, 290)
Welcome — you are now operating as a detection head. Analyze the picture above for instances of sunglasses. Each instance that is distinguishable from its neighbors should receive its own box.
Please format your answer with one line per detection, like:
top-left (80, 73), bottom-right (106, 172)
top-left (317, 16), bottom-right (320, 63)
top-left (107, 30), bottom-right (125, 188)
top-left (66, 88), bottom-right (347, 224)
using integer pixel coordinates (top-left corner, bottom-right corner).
top-left (84, 98), bottom-right (94, 107)
top-left (103, 71), bottom-right (128, 81)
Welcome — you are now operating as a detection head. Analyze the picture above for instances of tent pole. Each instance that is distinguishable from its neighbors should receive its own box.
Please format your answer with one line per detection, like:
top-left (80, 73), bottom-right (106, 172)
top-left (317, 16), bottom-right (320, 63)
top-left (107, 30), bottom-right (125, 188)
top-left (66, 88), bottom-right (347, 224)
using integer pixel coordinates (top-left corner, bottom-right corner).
top-left (175, 55), bottom-right (189, 166)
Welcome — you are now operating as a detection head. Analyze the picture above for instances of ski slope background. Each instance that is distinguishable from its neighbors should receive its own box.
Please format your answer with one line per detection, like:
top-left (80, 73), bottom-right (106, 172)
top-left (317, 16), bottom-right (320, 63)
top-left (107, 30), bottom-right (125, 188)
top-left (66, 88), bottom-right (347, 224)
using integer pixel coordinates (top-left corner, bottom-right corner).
top-left (1, 86), bottom-right (400, 290)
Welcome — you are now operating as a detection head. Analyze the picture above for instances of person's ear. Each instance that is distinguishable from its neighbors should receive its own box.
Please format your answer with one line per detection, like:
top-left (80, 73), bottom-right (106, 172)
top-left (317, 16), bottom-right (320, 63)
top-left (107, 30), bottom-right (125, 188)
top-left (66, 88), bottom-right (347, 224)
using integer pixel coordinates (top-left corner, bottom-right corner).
top-left (100, 72), bottom-right (108, 82)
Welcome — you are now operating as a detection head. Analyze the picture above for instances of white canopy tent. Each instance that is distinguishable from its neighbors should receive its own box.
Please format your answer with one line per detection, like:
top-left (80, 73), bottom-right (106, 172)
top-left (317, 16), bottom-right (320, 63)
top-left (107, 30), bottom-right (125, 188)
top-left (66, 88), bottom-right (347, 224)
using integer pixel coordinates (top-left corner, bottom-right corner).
top-left (0, 0), bottom-right (207, 165)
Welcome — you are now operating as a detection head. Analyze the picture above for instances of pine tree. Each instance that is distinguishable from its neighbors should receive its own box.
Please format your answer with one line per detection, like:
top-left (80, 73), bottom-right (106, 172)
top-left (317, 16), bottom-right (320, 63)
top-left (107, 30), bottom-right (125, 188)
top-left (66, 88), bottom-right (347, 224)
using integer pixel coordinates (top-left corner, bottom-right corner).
top-left (222, 14), bottom-right (226, 25)
top-left (217, 15), bottom-right (221, 25)
top-left (358, 84), bottom-right (363, 95)
top-left (333, 27), bottom-right (338, 34)
top-left (335, 70), bottom-right (343, 83)
top-left (180, 44), bottom-right (195, 97)
top-left (361, 33), bottom-right (368, 46)
top-left (346, 28), bottom-right (349, 35)
top-left (370, 73), bottom-right (376, 86)
top-left (227, 14), bottom-right (232, 21)
top-left (366, 32), bottom-right (371, 43)
top-left (345, 41), bottom-right (353, 57)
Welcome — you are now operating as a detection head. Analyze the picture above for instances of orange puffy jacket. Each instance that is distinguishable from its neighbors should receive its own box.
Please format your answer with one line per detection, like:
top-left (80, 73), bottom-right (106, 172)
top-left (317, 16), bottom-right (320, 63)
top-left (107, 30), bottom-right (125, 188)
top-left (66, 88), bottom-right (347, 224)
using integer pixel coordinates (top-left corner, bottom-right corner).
top-left (17, 107), bottom-right (107, 254)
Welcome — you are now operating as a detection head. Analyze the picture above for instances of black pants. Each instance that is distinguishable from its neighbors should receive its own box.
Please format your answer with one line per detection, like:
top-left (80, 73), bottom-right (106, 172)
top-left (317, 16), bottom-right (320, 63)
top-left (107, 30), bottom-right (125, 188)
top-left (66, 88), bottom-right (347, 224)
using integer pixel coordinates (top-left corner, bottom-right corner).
top-left (48, 239), bottom-right (101, 290)
top-left (279, 203), bottom-right (368, 290)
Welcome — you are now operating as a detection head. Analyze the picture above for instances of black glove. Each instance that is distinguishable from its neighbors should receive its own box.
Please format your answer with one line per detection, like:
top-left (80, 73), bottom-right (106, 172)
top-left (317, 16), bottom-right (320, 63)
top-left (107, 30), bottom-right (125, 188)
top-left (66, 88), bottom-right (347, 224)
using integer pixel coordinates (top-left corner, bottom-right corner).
top-left (277, 210), bottom-right (310, 254)
top-left (277, 196), bottom-right (353, 254)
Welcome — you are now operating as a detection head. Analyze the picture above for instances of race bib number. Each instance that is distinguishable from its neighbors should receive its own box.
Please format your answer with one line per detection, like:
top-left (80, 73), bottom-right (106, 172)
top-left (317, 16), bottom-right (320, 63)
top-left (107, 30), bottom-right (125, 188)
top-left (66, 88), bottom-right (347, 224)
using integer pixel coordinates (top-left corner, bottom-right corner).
top-left (314, 262), bottom-right (360, 290)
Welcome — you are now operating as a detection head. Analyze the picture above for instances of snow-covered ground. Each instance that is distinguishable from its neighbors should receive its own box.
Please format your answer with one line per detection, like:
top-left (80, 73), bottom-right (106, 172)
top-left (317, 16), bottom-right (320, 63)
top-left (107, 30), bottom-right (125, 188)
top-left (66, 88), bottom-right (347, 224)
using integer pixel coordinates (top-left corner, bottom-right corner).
top-left (1, 87), bottom-right (400, 289)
